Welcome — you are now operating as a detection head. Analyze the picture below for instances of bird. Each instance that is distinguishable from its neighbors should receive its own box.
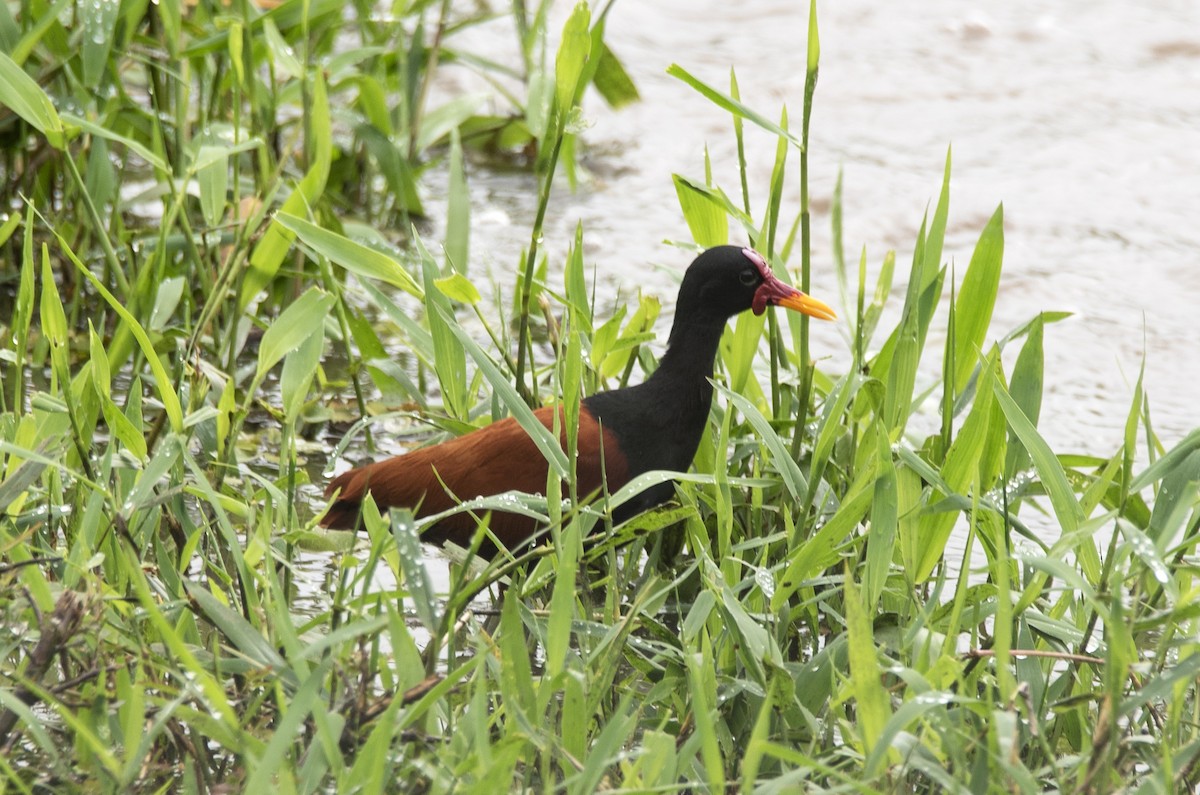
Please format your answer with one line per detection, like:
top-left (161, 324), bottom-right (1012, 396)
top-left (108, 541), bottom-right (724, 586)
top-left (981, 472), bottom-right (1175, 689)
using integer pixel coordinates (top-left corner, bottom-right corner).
top-left (321, 245), bottom-right (836, 552)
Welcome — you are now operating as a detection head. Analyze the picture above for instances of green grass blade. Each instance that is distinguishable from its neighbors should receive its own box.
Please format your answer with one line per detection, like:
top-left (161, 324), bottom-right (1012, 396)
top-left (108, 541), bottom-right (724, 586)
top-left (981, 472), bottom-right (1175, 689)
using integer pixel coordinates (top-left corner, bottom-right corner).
top-left (255, 287), bottom-right (335, 381)
top-left (993, 379), bottom-right (1084, 537)
top-left (443, 311), bottom-right (569, 478)
top-left (717, 383), bottom-right (807, 501)
top-left (667, 63), bottom-right (802, 150)
top-left (0, 51), bottom-right (65, 148)
top-left (444, 127), bottom-right (470, 273)
top-left (673, 174), bottom-right (729, 247)
top-left (276, 213), bottom-right (422, 297)
top-left (951, 204), bottom-right (1004, 393)
top-left (241, 69), bottom-right (332, 306)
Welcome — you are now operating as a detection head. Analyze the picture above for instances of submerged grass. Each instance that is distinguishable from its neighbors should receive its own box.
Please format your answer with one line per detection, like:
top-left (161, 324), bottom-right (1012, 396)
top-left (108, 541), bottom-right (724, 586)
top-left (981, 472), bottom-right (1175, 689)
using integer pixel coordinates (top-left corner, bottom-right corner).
top-left (2, 0), bottom-right (1200, 792)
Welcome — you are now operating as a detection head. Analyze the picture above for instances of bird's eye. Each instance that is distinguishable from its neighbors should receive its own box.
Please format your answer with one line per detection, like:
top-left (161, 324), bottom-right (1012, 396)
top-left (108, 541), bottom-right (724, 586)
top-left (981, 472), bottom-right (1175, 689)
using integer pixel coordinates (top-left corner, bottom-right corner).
top-left (738, 268), bottom-right (758, 286)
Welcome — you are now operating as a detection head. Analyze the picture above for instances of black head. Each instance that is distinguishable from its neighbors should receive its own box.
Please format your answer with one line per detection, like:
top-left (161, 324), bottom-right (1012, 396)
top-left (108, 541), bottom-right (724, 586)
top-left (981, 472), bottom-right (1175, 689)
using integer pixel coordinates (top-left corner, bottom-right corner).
top-left (671, 246), bottom-right (835, 335)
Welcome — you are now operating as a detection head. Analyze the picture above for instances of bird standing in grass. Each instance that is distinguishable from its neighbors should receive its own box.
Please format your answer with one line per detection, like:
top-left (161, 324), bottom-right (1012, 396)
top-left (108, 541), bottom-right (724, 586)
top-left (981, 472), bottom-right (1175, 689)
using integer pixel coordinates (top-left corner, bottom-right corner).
top-left (322, 246), bottom-right (835, 551)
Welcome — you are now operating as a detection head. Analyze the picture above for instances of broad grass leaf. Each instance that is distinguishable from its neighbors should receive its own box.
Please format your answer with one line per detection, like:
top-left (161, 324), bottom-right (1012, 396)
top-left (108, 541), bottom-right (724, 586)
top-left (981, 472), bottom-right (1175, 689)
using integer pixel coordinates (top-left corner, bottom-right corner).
top-left (1118, 519), bottom-right (1174, 593)
top-left (526, 65), bottom-right (552, 141)
top-left (573, 697), bottom-right (637, 795)
top-left (275, 213), bottom-right (422, 297)
top-left (184, 582), bottom-right (289, 674)
top-left (952, 204), bottom-right (1004, 393)
top-left (762, 106), bottom-right (788, 252)
top-left (563, 222), bottom-right (591, 333)
top-left (1005, 315), bottom-right (1044, 481)
top-left (360, 280), bottom-right (434, 364)
top-left (1121, 361), bottom-right (1145, 504)
top-left (0, 443), bottom-right (53, 514)
top-left (39, 249), bottom-right (69, 372)
top-left (358, 125), bottom-right (423, 214)
top-left (554, 3), bottom-right (591, 114)
top-left (0, 51), bottom-right (65, 149)
top-left (149, 276), bottom-right (186, 332)
top-left (673, 174), bottom-right (728, 247)
top-left (544, 538), bottom-right (578, 679)
top-left (499, 594), bottom-right (535, 717)
top-left (261, 18), bottom-right (303, 79)
top-left (683, 639), bottom-right (725, 793)
top-left (590, 304), bottom-right (627, 370)
top-left (772, 462), bottom-right (873, 611)
top-left (1146, 448), bottom-right (1200, 544)
top-left (591, 42), bottom-right (639, 108)
top-left (599, 296), bottom-right (658, 379)
top-left (1130, 429), bottom-right (1200, 493)
top-left (434, 272), bottom-right (481, 305)
top-left (922, 149), bottom-right (951, 291)
top-left (672, 173), bottom-right (756, 233)
top-left (281, 327), bottom-right (323, 421)
top-left (914, 355), bottom-right (998, 581)
top-left (423, 247), bottom-right (468, 419)
top-left (81, 0), bottom-right (118, 88)
top-left (245, 661), bottom-right (332, 794)
top-left (806, 371), bottom-right (861, 503)
top-left (196, 145), bottom-right (228, 227)
top-left (413, 93), bottom-right (486, 153)
top-left (255, 287), bottom-right (334, 380)
top-left (0, 211), bottom-right (20, 248)
top-left (806, 0), bottom-right (820, 72)
top-left (864, 693), bottom-right (959, 777)
top-left (61, 112), bottom-right (168, 173)
top-left (727, 308), bottom-right (766, 394)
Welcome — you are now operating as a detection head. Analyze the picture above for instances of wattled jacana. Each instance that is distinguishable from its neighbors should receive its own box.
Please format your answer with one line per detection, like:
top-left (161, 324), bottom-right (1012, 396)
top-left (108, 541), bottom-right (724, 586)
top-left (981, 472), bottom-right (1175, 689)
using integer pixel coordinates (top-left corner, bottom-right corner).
top-left (321, 246), bottom-right (835, 550)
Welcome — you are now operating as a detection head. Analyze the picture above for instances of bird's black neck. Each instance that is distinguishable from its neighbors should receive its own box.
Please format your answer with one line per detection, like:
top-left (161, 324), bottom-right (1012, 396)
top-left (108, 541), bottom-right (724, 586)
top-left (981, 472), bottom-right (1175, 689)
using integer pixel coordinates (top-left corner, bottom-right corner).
top-left (648, 316), bottom-right (726, 405)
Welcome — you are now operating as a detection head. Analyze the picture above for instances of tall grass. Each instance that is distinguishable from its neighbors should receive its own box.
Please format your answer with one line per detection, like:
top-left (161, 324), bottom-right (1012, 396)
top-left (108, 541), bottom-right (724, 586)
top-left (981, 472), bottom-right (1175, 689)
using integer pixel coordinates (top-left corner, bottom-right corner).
top-left (2, 0), bottom-right (1199, 792)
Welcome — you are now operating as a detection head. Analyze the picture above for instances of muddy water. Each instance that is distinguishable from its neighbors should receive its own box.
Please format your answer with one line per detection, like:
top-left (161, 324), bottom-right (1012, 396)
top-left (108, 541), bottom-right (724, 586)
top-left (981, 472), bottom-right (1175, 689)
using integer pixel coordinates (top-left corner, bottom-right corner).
top-left (437, 0), bottom-right (1200, 455)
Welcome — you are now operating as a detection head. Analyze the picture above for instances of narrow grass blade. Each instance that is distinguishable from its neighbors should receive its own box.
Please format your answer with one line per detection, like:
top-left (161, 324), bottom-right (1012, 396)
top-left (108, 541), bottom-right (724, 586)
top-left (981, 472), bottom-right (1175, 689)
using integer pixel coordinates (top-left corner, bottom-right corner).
top-left (444, 127), bottom-right (470, 273)
top-left (241, 69), bottom-right (332, 306)
top-left (717, 383), bottom-right (807, 501)
top-left (63, 244), bottom-right (184, 434)
top-left (865, 422), bottom-right (898, 609)
top-left (668, 64), bottom-right (802, 150)
top-left (443, 311), bottom-right (569, 478)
